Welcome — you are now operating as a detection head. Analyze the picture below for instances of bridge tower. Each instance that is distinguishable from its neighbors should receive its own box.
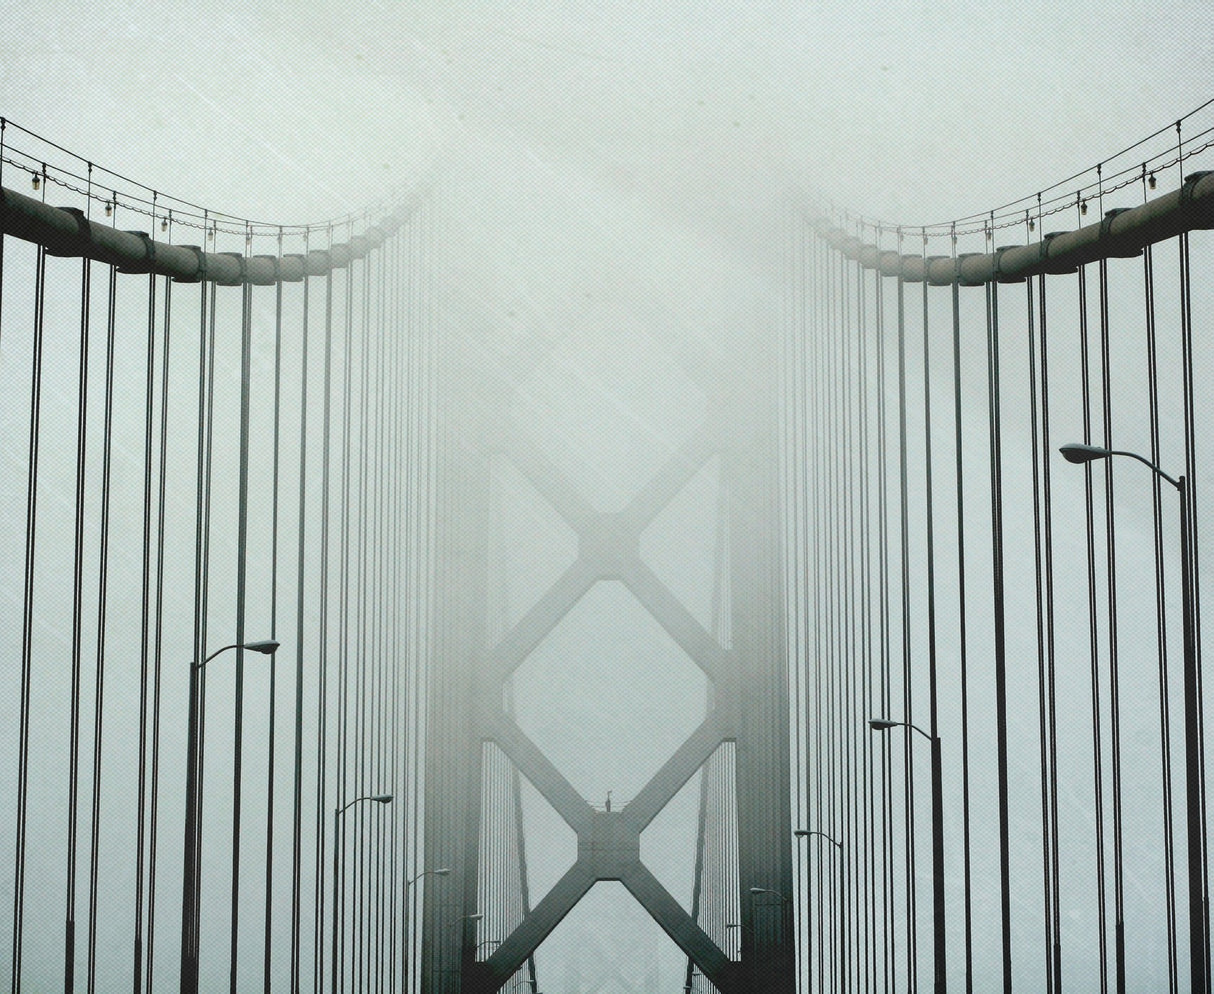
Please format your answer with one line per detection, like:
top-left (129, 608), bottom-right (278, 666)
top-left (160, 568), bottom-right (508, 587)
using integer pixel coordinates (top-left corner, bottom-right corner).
top-left (419, 287), bottom-right (796, 993)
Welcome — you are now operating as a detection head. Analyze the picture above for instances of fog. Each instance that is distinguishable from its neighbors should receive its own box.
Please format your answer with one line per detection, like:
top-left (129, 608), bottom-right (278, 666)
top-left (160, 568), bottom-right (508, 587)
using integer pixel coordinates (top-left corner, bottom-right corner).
top-left (1, 2), bottom-right (1211, 992)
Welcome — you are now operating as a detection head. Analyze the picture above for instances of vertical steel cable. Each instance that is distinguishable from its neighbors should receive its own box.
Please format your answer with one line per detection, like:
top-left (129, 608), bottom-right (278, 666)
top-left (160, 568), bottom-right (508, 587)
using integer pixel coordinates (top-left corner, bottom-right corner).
top-left (146, 262), bottom-right (174, 993)
top-left (1176, 224), bottom-right (1210, 983)
top-left (1025, 270), bottom-right (1056, 992)
top-left (1097, 254), bottom-right (1128, 994)
top-left (355, 251), bottom-right (371, 994)
top-left (984, 273), bottom-right (1014, 994)
top-left (1143, 241), bottom-right (1180, 993)
top-left (372, 233), bottom-right (387, 994)
top-left (313, 261), bottom-right (336, 994)
top-left (387, 224), bottom-right (406, 994)
top-left (799, 214), bottom-right (814, 994)
top-left (86, 259), bottom-right (119, 994)
top-left (895, 232), bottom-right (918, 992)
top-left (1078, 256), bottom-right (1110, 993)
top-left (856, 226), bottom-right (876, 994)
top-left (133, 265), bottom-right (159, 994)
top-left (289, 240), bottom-right (311, 994)
top-left (822, 236), bottom-right (840, 992)
top-left (336, 239), bottom-right (357, 994)
top-left (404, 211), bottom-right (421, 994)
top-left (182, 253), bottom-right (216, 994)
top-left (949, 232), bottom-right (975, 994)
top-left (196, 283), bottom-right (220, 979)
top-left (783, 210), bottom-right (797, 994)
top-left (873, 235), bottom-right (894, 994)
top-left (229, 271), bottom-right (254, 994)
top-left (920, 241), bottom-right (944, 994)
top-left (11, 237), bottom-right (47, 994)
top-left (1037, 269), bottom-right (1064, 994)
top-left (842, 246), bottom-right (859, 994)
top-left (263, 230), bottom-right (285, 994)
top-left (64, 246), bottom-right (92, 994)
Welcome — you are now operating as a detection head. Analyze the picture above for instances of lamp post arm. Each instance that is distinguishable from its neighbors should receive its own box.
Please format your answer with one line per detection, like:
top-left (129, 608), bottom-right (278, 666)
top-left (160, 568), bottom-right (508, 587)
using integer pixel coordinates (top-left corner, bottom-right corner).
top-left (1107, 449), bottom-right (1182, 490)
top-left (336, 794), bottom-right (392, 817)
top-left (805, 830), bottom-right (844, 850)
top-left (200, 643), bottom-right (240, 668)
top-left (901, 720), bottom-right (936, 745)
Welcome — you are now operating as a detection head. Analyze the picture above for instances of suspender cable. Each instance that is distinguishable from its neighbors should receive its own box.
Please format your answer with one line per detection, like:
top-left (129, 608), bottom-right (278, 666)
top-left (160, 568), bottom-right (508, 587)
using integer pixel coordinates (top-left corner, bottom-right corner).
top-left (228, 270), bottom-right (254, 994)
top-left (313, 262), bottom-right (336, 994)
top-left (11, 237), bottom-right (47, 994)
top-left (133, 266), bottom-right (159, 994)
top-left (1143, 240), bottom-right (1181, 993)
top-left (290, 238), bottom-right (311, 994)
top-left (985, 273), bottom-right (1013, 994)
top-left (895, 231), bottom-right (918, 993)
top-left (950, 232), bottom-right (976, 994)
top-left (1078, 256), bottom-right (1110, 994)
top-left (64, 247), bottom-right (92, 994)
top-left (920, 240), bottom-right (945, 994)
top-left (1037, 269), bottom-right (1065, 994)
top-left (181, 253), bottom-right (217, 994)
top-left (146, 264), bottom-right (174, 993)
top-left (1177, 223), bottom-right (1210, 993)
top-left (874, 234), bottom-right (894, 994)
top-left (86, 259), bottom-right (119, 994)
top-left (1095, 252), bottom-right (1129, 994)
top-left (263, 229), bottom-right (285, 994)
top-left (842, 247), bottom-right (859, 994)
top-left (1025, 270), bottom-right (1056, 992)
top-left (335, 241), bottom-right (356, 994)
top-left (857, 226), bottom-right (876, 994)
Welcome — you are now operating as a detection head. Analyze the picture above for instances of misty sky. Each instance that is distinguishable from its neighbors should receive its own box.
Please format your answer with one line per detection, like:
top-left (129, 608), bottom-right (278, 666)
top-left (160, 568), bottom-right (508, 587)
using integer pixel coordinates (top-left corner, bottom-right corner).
top-left (1, 2), bottom-right (1211, 991)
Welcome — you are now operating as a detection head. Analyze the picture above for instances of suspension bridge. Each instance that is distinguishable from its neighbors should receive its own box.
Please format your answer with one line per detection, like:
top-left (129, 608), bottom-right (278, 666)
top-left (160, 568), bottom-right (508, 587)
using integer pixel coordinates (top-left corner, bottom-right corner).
top-left (0, 103), bottom-right (1212, 994)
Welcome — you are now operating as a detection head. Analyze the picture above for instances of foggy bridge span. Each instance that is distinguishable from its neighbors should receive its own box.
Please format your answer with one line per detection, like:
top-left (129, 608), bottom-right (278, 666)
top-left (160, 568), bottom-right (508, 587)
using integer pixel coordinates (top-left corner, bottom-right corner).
top-left (1, 107), bottom-right (1213, 994)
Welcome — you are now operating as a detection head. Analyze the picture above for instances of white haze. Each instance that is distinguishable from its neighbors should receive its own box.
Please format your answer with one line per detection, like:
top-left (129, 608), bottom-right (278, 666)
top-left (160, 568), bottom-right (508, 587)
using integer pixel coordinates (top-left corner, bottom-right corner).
top-left (1, 1), bottom-right (1210, 991)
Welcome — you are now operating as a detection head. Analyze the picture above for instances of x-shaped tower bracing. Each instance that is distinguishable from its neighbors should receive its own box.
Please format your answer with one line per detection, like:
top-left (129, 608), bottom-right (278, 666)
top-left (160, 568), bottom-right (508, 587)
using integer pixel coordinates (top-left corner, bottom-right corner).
top-left (424, 320), bottom-right (794, 994)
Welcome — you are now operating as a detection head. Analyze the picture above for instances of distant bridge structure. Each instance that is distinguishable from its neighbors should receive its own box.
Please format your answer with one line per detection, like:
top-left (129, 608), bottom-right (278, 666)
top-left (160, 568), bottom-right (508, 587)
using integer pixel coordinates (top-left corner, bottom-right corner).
top-left (0, 107), bottom-right (1212, 993)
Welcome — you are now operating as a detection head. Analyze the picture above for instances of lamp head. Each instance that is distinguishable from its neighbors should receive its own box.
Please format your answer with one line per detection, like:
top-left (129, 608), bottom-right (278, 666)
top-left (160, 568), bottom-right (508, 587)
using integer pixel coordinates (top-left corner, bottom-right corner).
top-left (793, 829), bottom-right (809, 837)
top-left (469, 913), bottom-right (484, 922)
top-left (868, 718), bottom-right (900, 731)
top-left (434, 867), bottom-right (451, 876)
top-left (243, 639), bottom-right (280, 655)
top-left (1059, 442), bottom-right (1111, 465)
top-left (371, 794), bottom-right (393, 805)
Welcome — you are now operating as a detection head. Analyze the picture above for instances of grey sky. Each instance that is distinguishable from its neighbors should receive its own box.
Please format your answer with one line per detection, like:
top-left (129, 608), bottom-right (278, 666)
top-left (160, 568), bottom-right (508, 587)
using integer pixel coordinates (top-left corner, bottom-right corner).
top-left (1, 3), bottom-right (1211, 991)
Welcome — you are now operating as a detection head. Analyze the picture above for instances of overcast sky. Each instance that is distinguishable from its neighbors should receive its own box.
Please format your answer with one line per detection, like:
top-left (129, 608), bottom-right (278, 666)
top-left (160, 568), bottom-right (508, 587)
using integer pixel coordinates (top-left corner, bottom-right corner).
top-left (1, 3), bottom-right (1210, 991)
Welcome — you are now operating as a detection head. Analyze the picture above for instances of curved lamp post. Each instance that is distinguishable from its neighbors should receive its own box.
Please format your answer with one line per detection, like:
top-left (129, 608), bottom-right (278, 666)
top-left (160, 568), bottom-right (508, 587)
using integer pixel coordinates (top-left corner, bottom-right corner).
top-left (331, 794), bottom-right (393, 994)
top-left (1060, 441), bottom-right (1208, 991)
top-left (406, 867), bottom-right (451, 887)
top-left (793, 828), bottom-right (844, 850)
top-left (870, 717), bottom-right (946, 994)
top-left (180, 638), bottom-right (279, 994)
top-left (747, 886), bottom-right (788, 902)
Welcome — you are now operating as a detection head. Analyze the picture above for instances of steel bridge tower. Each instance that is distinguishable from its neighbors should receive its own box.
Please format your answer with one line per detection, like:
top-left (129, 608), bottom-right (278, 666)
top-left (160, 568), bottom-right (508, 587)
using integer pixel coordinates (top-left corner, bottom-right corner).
top-left (419, 297), bottom-right (796, 994)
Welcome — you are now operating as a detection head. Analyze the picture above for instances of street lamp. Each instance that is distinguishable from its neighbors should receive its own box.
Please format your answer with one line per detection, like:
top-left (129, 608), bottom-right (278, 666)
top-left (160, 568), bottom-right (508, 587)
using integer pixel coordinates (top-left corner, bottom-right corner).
top-left (794, 828), bottom-right (843, 850)
top-left (1060, 441), bottom-right (1208, 991)
top-left (870, 716), bottom-right (946, 994)
top-left (180, 638), bottom-right (279, 994)
top-left (331, 794), bottom-right (393, 994)
top-left (406, 867), bottom-right (451, 887)
top-left (747, 886), bottom-right (788, 902)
